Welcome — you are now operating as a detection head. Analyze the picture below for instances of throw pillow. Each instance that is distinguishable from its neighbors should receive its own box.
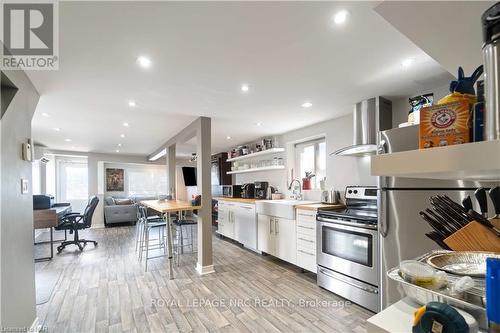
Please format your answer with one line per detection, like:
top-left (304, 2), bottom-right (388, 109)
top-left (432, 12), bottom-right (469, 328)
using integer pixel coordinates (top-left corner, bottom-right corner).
top-left (115, 198), bottom-right (133, 205)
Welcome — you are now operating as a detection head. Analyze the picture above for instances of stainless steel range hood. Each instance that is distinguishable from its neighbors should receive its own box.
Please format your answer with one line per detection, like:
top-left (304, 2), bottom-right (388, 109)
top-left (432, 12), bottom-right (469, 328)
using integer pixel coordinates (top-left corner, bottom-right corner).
top-left (332, 97), bottom-right (392, 157)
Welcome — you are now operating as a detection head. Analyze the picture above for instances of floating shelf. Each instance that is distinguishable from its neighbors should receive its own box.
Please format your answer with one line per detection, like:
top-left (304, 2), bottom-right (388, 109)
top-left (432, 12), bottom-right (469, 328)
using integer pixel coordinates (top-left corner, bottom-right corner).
top-left (226, 148), bottom-right (285, 162)
top-left (227, 165), bottom-right (285, 175)
top-left (371, 140), bottom-right (500, 181)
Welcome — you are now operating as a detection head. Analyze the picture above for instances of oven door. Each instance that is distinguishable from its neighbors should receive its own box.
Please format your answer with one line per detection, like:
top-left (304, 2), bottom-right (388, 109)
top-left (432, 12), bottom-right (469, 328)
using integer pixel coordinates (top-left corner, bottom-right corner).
top-left (317, 216), bottom-right (379, 286)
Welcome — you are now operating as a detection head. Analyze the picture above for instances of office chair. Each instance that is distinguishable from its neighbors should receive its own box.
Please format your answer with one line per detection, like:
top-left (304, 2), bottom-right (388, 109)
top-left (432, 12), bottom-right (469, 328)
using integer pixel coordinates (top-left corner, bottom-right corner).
top-left (55, 196), bottom-right (99, 253)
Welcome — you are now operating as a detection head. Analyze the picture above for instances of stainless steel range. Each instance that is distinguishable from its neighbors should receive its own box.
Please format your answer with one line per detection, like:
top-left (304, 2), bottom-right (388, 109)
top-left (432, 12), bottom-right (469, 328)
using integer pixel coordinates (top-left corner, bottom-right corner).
top-left (316, 186), bottom-right (380, 312)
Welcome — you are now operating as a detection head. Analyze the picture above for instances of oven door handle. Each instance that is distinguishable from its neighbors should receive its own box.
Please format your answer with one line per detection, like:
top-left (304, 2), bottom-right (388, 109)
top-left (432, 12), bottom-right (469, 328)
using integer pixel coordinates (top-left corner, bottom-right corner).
top-left (318, 268), bottom-right (379, 295)
top-left (316, 216), bottom-right (377, 230)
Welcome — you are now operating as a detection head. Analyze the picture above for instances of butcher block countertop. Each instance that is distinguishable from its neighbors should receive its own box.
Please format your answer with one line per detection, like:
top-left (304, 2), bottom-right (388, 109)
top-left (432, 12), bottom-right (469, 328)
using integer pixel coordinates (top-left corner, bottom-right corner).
top-left (215, 197), bottom-right (260, 204)
top-left (295, 203), bottom-right (345, 211)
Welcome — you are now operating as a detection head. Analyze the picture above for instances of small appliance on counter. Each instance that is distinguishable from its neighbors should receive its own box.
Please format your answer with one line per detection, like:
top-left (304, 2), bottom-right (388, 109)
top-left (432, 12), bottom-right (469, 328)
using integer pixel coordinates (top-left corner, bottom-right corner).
top-left (254, 181), bottom-right (269, 199)
top-left (241, 183), bottom-right (255, 199)
top-left (221, 185), bottom-right (242, 198)
top-left (321, 188), bottom-right (340, 204)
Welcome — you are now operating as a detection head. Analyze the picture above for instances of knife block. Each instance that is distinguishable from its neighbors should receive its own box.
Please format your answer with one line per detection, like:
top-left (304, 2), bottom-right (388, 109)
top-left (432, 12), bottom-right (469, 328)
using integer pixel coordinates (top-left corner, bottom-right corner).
top-left (444, 221), bottom-right (500, 252)
top-left (490, 217), bottom-right (500, 230)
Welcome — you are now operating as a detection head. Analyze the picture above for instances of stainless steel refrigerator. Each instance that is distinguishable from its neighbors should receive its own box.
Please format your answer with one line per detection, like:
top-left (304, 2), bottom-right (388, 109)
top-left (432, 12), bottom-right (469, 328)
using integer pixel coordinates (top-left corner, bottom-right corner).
top-left (377, 125), bottom-right (497, 309)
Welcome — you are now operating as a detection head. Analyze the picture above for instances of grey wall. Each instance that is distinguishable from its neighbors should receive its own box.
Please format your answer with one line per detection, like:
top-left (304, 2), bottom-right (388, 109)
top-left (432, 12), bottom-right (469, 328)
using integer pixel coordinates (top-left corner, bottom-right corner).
top-left (1, 70), bottom-right (40, 328)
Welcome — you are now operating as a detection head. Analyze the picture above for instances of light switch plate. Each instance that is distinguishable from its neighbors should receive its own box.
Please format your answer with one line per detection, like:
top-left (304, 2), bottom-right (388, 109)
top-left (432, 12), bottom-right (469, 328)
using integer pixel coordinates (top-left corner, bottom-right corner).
top-left (21, 178), bottom-right (28, 194)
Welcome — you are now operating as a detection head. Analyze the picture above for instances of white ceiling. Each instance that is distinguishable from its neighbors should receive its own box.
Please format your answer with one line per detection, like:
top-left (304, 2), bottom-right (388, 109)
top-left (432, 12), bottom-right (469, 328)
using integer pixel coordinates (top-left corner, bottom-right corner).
top-left (375, 1), bottom-right (493, 75)
top-left (29, 1), bottom-right (452, 156)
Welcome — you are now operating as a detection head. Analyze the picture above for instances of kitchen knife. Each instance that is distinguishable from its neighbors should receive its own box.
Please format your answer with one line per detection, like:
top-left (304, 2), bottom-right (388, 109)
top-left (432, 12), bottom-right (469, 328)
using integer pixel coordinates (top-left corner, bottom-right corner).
top-left (489, 186), bottom-right (500, 229)
top-left (474, 187), bottom-right (489, 218)
top-left (425, 232), bottom-right (452, 250)
top-left (419, 211), bottom-right (449, 238)
top-left (462, 196), bottom-right (473, 212)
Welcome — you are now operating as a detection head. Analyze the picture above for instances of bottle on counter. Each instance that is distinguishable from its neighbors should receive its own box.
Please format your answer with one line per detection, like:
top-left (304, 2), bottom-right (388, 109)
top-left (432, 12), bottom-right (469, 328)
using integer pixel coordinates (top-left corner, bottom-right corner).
top-left (473, 80), bottom-right (485, 142)
top-left (487, 257), bottom-right (500, 333)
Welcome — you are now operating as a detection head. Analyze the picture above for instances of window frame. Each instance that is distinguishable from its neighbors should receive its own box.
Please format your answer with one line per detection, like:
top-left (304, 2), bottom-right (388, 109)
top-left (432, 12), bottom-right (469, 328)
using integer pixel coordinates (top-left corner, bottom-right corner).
top-left (294, 137), bottom-right (326, 190)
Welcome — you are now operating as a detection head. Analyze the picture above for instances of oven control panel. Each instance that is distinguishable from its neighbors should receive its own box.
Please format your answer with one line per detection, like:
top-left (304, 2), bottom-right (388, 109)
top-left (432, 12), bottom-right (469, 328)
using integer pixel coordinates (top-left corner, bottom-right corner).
top-left (345, 186), bottom-right (377, 200)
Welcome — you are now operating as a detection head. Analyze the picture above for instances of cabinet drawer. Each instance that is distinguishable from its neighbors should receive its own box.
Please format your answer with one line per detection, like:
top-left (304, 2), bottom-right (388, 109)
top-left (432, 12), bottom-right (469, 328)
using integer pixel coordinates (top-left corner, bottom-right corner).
top-left (297, 237), bottom-right (316, 251)
top-left (297, 249), bottom-right (316, 273)
top-left (296, 209), bottom-right (316, 221)
top-left (296, 224), bottom-right (315, 237)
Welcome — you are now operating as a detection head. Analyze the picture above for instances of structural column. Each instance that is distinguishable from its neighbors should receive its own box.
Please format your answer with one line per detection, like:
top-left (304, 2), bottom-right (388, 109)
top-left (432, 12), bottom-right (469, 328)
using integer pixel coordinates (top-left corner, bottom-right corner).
top-left (195, 117), bottom-right (214, 275)
top-left (167, 144), bottom-right (176, 198)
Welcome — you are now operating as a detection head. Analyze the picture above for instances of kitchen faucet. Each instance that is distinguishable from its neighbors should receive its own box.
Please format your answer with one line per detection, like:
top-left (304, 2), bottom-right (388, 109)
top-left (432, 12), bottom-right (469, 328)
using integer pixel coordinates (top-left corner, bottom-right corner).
top-left (288, 178), bottom-right (303, 200)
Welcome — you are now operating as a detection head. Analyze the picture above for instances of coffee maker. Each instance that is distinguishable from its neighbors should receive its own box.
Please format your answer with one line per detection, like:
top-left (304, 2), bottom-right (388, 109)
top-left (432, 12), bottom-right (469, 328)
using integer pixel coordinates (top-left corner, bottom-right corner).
top-left (254, 181), bottom-right (269, 199)
top-left (241, 183), bottom-right (255, 199)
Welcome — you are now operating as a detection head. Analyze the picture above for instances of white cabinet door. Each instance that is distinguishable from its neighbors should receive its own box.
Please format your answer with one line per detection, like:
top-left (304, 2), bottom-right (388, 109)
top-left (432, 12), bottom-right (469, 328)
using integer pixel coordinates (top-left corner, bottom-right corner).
top-left (235, 203), bottom-right (257, 249)
top-left (275, 217), bottom-right (297, 264)
top-left (257, 214), bottom-right (274, 254)
top-left (218, 202), bottom-right (234, 238)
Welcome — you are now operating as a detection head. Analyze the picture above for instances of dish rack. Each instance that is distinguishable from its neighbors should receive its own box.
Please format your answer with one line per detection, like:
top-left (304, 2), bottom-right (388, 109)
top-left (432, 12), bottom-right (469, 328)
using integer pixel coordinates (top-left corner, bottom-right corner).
top-left (387, 250), bottom-right (488, 330)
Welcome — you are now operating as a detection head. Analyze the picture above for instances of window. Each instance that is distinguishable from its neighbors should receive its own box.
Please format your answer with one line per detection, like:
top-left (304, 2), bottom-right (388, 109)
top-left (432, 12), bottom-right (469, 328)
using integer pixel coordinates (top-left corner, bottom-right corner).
top-left (295, 138), bottom-right (326, 189)
top-left (128, 167), bottom-right (167, 196)
top-left (32, 160), bottom-right (41, 195)
top-left (57, 157), bottom-right (89, 212)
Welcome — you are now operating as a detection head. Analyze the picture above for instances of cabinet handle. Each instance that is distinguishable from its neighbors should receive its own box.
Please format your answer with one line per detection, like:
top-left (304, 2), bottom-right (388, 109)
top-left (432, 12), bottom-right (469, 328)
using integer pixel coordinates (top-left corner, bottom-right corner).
top-left (298, 225), bottom-right (314, 230)
top-left (241, 206), bottom-right (253, 210)
top-left (275, 218), bottom-right (279, 234)
top-left (298, 213), bottom-right (315, 218)
top-left (298, 249), bottom-right (314, 256)
top-left (298, 237), bottom-right (314, 243)
top-left (269, 219), bottom-right (273, 234)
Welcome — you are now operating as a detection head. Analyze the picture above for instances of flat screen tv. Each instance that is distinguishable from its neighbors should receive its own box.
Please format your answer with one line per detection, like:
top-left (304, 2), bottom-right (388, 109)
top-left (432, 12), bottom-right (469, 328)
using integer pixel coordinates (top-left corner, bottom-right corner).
top-left (182, 167), bottom-right (197, 186)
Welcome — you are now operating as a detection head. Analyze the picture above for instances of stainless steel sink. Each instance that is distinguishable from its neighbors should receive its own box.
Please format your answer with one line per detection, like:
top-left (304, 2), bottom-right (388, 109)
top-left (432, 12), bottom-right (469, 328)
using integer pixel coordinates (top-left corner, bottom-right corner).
top-left (256, 200), bottom-right (316, 220)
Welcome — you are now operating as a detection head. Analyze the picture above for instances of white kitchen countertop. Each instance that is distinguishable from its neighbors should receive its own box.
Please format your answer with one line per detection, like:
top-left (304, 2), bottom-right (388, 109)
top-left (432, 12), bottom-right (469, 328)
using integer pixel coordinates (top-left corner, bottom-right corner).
top-left (367, 297), bottom-right (481, 333)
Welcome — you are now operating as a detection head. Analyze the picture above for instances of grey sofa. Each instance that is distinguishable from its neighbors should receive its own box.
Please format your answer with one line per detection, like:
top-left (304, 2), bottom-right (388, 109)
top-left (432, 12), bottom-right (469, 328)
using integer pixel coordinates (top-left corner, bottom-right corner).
top-left (104, 195), bottom-right (158, 225)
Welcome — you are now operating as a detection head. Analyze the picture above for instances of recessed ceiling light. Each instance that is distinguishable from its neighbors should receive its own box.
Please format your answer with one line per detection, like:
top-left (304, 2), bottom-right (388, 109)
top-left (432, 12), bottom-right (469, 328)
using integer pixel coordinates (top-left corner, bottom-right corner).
top-left (120, 134), bottom-right (125, 138)
top-left (401, 58), bottom-right (415, 68)
top-left (301, 102), bottom-right (313, 108)
top-left (333, 10), bottom-right (349, 25)
top-left (115, 149), bottom-right (120, 153)
top-left (71, 146), bottom-right (75, 149)
top-left (64, 138), bottom-right (72, 142)
top-left (128, 100), bottom-right (136, 107)
top-left (226, 136), bottom-right (232, 140)
top-left (53, 127), bottom-right (60, 131)
top-left (241, 84), bottom-right (249, 92)
top-left (117, 143), bottom-right (122, 147)
top-left (123, 122), bottom-right (129, 127)
top-left (256, 122), bottom-right (262, 126)
top-left (136, 56), bottom-right (152, 69)
top-left (42, 112), bottom-right (49, 117)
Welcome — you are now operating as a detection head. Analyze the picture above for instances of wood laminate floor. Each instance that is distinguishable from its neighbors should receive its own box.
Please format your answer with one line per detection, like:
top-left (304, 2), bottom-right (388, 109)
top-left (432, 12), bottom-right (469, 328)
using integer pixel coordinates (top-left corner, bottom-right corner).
top-left (35, 226), bottom-right (371, 333)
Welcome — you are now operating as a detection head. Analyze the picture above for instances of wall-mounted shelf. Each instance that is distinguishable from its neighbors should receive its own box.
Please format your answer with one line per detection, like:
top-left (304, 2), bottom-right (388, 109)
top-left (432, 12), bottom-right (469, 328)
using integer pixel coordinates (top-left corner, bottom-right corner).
top-left (371, 140), bottom-right (500, 181)
top-left (226, 148), bottom-right (285, 162)
top-left (227, 165), bottom-right (285, 175)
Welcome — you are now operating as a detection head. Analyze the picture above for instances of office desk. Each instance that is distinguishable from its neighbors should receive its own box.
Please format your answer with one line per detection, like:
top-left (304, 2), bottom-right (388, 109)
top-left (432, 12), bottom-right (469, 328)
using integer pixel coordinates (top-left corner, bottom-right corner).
top-left (33, 204), bottom-right (72, 261)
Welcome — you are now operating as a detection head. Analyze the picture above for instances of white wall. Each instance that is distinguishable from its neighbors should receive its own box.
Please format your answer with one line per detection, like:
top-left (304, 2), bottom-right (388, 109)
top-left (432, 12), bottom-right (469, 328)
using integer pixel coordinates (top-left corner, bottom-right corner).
top-left (236, 113), bottom-right (376, 201)
top-left (236, 83), bottom-right (452, 201)
top-left (45, 150), bottom-right (165, 228)
top-left (103, 162), bottom-right (167, 198)
top-left (175, 159), bottom-right (198, 202)
top-left (1, 69), bottom-right (40, 328)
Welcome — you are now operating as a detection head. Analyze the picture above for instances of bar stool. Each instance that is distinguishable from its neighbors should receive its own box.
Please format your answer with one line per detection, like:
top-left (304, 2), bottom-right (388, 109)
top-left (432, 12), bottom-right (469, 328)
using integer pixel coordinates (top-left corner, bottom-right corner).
top-left (136, 205), bottom-right (168, 271)
top-left (172, 211), bottom-right (197, 266)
